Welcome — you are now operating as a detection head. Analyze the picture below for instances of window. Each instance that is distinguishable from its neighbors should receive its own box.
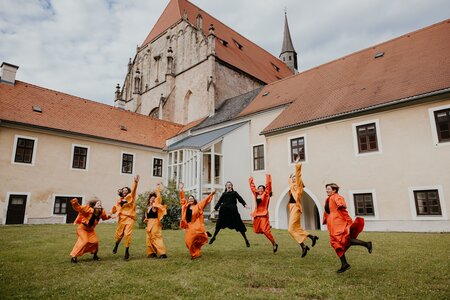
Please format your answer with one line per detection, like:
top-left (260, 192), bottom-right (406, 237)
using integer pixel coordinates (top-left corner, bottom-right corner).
top-left (353, 193), bottom-right (375, 216)
top-left (290, 137), bottom-right (305, 162)
top-left (14, 138), bottom-right (35, 164)
top-left (72, 146), bottom-right (88, 169)
top-left (122, 153), bottom-right (134, 174)
top-left (434, 108), bottom-right (450, 143)
top-left (252, 145), bottom-right (265, 171)
top-left (414, 190), bottom-right (442, 216)
top-left (356, 123), bottom-right (378, 153)
top-left (153, 158), bottom-right (163, 177)
top-left (54, 197), bottom-right (68, 214)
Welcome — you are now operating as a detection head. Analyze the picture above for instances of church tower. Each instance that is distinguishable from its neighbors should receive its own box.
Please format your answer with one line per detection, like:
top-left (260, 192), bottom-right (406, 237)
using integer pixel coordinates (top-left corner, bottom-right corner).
top-left (279, 12), bottom-right (298, 73)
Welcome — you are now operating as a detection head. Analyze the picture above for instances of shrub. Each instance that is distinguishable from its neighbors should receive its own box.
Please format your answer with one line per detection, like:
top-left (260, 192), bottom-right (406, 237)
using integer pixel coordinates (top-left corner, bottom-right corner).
top-left (136, 180), bottom-right (181, 230)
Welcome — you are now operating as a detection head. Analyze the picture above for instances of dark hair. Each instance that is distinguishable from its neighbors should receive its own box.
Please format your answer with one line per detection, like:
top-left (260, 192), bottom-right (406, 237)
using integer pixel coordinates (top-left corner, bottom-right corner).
top-left (147, 193), bottom-right (157, 206)
top-left (118, 186), bottom-right (131, 197)
top-left (225, 181), bottom-right (234, 191)
top-left (188, 195), bottom-right (197, 205)
top-left (257, 185), bottom-right (273, 197)
top-left (88, 200), bottom-right (98, 208)
top-left (325, 183), bottom-right (340, 193)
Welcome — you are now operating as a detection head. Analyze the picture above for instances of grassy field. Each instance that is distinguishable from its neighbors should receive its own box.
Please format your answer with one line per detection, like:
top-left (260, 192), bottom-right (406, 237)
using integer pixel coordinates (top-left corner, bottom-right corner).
top-left (0, 224), bottom-right (449, 299)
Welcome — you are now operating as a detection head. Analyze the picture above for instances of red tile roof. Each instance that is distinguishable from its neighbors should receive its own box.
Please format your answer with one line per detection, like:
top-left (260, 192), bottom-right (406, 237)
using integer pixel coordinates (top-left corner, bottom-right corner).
top-left (141, 0), bottom-right (293, 84)
top-left (240, 19), bottom-right (450, 134)
top-left (0, 81), bottom-right (183, 149)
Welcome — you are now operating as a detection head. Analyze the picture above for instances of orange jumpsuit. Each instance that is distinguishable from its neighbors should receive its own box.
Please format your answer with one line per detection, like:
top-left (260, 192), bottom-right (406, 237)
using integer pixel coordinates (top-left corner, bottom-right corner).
top-left (70, 199), bottom-right (110, 258)
top-left (249, 174), bottom-right (275, 243)
top-left (144, 187), bottom-right (167, 256)
top-left (112, 178), bottom-right (138, 247)
top-left (322, 193), bottom-right (365, 257)
top-left (288, 162), bottom-right (310, 244)
top-left (180, 191), bottom-right (214, 259)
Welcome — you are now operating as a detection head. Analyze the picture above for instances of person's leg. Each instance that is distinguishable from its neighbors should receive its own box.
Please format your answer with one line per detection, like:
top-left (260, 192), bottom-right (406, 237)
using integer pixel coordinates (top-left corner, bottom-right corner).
top-left (113, 222), bottom-right (125, 254)
top-left (308, 234), bottom-right (319, 247)
top-left (240, 231), bottom-right (250, 247)
top-left (349, 238), bottom-right (372, 253)
top-left (123, 223), bottom-right (134, 260)
top-left (209, 224), bottom-right (221, 244)
top-left (337, 254), bottom-right (351, 273)
top-left (299, 242), bottom-right (310, 257)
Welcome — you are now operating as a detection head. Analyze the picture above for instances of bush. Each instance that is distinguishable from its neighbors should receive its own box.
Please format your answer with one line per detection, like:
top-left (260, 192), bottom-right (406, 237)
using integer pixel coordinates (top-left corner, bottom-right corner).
top-left (136, 180), bottom-right (181, 230)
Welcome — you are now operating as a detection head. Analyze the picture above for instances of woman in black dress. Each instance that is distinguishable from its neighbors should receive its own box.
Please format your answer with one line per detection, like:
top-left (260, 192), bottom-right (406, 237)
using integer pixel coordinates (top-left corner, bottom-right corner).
top-left (209, 181), bottom-right (250, 247)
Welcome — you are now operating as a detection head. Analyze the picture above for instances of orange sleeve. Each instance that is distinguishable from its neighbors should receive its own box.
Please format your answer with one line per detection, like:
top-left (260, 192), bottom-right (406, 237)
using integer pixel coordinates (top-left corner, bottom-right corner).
top-left (155, 187), bottom-right (162, 205)
top-left (249, 177), bottom-right (257, 195)
top-left (198, 194), bottom-right (214, 211)
top-left (180, 190), bottom-right (187, 206)
top-left (265, 174), bottom-right (272, 196)
top-left (334, 195), bottom-right (347, 209)
top-left (101, 209), bottom-right (111, 221)
top-left (70, 198), bottom-right (82, 212)
top-left (130, 178), bottom-right (138, 200)
top-left (295, 163), bottom-right (304, 203)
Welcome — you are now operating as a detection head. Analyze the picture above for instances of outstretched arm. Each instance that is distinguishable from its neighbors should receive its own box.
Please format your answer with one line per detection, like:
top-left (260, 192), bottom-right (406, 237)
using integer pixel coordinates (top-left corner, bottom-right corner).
top-left (214, 193), bottom-right (224, 211)
top-left (265, 174), bottom-right (272, 196)
top-left (70, 198), bottom-right (89, 215)
top-left (179, 182), bottom-right (187, 206)
top-left (155, 183), bottom-right (163, 205)
top-left (198, 189), bottom-right (216, 211)
top-left (130, 175), bottom-right (140, 199)
top-left (249, 177), bottom-right (257, 195)
top-left (236, 192), bottom-right (248, 208)
top-left (294, 158), bottom-right (304, 202)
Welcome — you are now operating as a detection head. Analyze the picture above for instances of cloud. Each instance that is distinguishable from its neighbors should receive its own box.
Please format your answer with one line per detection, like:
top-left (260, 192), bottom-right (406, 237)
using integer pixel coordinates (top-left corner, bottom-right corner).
top-left (1, 0), bottom-right (449, 105)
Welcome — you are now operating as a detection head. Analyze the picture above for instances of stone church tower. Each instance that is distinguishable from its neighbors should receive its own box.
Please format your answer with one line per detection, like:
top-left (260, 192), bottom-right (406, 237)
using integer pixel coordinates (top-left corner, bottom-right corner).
top-left (115, 0), bottom-right (294, 125)
top-left (279, 12), bottom-right (298, 73)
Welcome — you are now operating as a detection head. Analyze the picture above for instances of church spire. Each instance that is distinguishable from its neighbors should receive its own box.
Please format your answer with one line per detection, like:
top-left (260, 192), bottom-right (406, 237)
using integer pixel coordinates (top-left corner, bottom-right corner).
top-left (279, 11), bottom-right (298, 73)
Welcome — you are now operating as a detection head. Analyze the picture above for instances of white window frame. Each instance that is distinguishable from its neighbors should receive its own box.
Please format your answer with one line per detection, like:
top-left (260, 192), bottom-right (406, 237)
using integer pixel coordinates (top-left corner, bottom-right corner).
top-left (70, 144), bottom-right (90, 171)
top-left (428, 103), bottom-right (450, 147)
top-left (287, 133), bottom-right (308, 165)
top-left (352, 119), bottom-right (383, 157)
top-left (11, 135), bottom-right (38, 166)
top-left (348, 189), bottom-right (379, 220)
top-left (251, 143), bottom-right (266, 173)
top-left (408, 185), bottom-right (447, 220)
top-left (51, 194), bottom-right (85, 223)
top-left (152, 156), bottom-right (165, 178)
top-left (3, 192), bottom-right (31, 225)
top-left (120, 151), bottom-right (135, 175)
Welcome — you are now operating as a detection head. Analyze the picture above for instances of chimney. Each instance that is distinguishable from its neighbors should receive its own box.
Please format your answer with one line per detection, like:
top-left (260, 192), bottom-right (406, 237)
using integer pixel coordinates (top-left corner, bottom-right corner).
top-left (1, 62), bottom-right (19, 85)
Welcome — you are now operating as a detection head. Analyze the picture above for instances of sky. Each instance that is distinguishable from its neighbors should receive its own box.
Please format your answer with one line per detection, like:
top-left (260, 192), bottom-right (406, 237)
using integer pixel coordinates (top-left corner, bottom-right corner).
top-left (1, 0), bottom-right (449, 105)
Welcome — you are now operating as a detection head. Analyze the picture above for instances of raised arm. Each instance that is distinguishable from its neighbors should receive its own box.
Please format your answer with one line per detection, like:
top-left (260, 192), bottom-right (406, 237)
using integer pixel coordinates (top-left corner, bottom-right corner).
top-left (265, 174), bottom-right (272, 196)
top-left (155, 183), bottom-right (163, 205)
top-left (129, 175), bottom-right (140, 199)
top-left (70, 198), bottom-right (89, 215)
top-left (179, 182), bottom-right (187, 206)
top-left (198, 190), bottom-right (216, 211)
top-left (249, 177), bottom-right (257, 195)
top-left (294, 162), bottom-right (304, 201)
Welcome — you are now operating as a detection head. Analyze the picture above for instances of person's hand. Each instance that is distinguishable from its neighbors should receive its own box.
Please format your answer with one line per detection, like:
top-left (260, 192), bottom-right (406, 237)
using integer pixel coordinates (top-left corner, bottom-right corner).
top-left (211, 189), bottom-right (216, 196)
top-left (295, 155), bottom-right (300, 164)
top-left (135, 174), bottom-right (140, 182)
top-left (179, 182), bottom-right (184, 191)
top-left (249, 176), bottom-right (253, 181)
top-left (245, 205), bottom-right (250, 211)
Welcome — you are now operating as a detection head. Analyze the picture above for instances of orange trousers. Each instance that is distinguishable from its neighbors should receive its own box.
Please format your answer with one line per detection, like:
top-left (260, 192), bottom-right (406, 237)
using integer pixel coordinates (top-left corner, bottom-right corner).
top-left (115, 217), bottom-right (134, 247)
top-left (70, 225), bottom-right (99, 257)
top-left (146, 219), bottom-right (166, 256)
top-left (185, 227), bottom-right (208, 259)
top-left (253, 216), bottom-right (275, 243)
top-left (288, 203), bottom-right (309, 244)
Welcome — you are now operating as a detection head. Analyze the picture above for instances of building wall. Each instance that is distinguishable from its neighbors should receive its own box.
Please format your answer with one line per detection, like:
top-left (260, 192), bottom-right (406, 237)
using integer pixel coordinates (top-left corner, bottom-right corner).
top-left (265, 98), bottom-right (450, 232)
top-left (0, 125), bottom-right (168, 224)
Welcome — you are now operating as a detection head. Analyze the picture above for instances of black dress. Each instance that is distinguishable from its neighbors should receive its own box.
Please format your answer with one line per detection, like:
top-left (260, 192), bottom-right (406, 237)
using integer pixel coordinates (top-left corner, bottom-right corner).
top-left (214, 191), bottom-right (247, 232)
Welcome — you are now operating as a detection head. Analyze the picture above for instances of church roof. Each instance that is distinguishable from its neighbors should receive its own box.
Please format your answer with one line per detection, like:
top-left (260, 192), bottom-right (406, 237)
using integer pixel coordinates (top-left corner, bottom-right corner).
top-left (141, 0), bottom-right (293, 84)
top-left (239, 19), bottom-right (450, 134)
top-left (0, 81), bottom-right (183, 149)
top-left (280, 13), bottom-right (296, 54)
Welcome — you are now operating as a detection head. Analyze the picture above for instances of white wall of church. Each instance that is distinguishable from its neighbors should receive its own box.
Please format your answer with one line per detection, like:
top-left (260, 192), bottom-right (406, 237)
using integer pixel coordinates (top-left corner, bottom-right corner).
top-left (265, 98), bottom-right (450, 232)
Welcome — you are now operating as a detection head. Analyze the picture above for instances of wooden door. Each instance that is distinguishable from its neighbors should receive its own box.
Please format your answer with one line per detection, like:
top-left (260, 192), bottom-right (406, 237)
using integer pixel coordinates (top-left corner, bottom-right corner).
top-left (6, 195), bottom-right (27, 224)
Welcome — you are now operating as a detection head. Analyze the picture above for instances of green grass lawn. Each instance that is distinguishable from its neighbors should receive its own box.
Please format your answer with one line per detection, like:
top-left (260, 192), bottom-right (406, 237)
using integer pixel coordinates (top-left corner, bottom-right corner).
top-left (0, 224), bottom-right (449, 299)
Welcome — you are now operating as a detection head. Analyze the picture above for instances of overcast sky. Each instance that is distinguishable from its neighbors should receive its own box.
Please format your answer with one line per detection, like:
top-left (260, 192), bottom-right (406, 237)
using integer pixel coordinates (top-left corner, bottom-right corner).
top-left (1, 0), bottom-right (449, 105)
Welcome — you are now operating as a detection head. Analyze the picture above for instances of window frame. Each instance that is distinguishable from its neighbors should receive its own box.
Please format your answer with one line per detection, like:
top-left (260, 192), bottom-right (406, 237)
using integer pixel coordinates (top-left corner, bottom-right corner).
top-left (287, 134), bottom-right (308, 165)
top-left (413, 190), bottom-right (442, 216)
top-left (429, 104), bottom-right (450, 147)
top-left (408, 185), bottom-right (447, 220)
top-left (348, 189), bottom-right (378, 220)
top-left (152, 156), bottom-right (164, 178)
top-left (352, 119), bottom-right (383, 157)
top-left (70, 144), bottom-right (90, 171)
top-left (11, 135), bottom-right (38, 166)
top-left (51, 194), bottom-right (84, 223)
top-left (251, 144), bottom-right (265, 172)
top-left (120, 152), bottom-right (135, 175)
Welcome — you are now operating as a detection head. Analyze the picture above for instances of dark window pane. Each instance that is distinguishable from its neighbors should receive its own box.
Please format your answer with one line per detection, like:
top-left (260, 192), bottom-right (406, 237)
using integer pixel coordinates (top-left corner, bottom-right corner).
top-left (14, 138), bottom-right (35, 163)
top-left (72, 146), bottom-right (88, 169)
top-left (122, 154), bottom-right (133, 174)
top-left (414, 190), bottom-right (442, 216)
top-left (356, 123), bottom-right (378, 153)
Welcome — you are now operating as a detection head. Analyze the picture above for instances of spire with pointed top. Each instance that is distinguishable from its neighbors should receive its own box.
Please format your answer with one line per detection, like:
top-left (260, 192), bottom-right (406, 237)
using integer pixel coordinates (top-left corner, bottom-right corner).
top-left (279, 11), bottom-right (298, 73)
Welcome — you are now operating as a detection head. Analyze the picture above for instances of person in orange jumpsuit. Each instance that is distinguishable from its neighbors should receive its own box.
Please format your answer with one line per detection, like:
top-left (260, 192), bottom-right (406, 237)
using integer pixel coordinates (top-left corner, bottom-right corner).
top-left (249, 174), bottom-right (278, 252)
top-left (323, 183), bottom-right (373, 273)
top-left (70, 198), bottom-right (110, 263)
top-left (288, 156), bottom-right (319, 257)
top-left (111, 174), bottom-right (140, 260)
top-left (144, 183), bottom-right (167, 259)
top-left (179, 182), bottom-right (216, 260)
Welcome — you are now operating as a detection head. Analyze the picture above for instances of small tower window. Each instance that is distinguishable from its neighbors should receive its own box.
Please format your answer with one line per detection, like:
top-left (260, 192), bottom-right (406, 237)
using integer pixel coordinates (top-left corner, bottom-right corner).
top-left (289, 56), bottom-right (292, 61)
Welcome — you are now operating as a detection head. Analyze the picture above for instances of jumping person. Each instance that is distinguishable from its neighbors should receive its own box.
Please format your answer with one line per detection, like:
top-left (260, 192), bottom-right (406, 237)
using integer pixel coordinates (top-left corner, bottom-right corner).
top-left (288, 156), bottom-right (319, 257)
top-left (323, 183), bottom-right (372, 273)
top-left (209, 181), bottom-right (250, 247)
top-left (249, 174), bottom-right (278, 252)
top-left (144, 183), bottom-right (167, 259)
top-left (111, 174), bottom-right (140, 260)
top-left (70, 198), bottom-right (110, 263)
top-left (179, 183), bottom-right (216, 260)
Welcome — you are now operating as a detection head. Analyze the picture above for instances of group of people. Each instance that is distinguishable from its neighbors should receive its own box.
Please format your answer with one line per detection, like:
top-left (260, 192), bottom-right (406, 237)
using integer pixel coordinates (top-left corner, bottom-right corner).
top-left (69, 157), bottom-right (372, 273)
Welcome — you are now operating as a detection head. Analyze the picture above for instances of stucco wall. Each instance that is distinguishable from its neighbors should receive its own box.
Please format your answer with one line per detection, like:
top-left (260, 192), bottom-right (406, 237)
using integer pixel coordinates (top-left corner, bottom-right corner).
top-left (0, 126), bottom-right (168, 224)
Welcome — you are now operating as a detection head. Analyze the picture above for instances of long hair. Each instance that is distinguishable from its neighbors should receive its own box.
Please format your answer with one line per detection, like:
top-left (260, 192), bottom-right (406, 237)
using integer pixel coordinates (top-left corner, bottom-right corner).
top-left (147, 192), bottom-right (157, 206)
top-left (118, 186), bottom-right (131, 197)
top-left (188, 195), bottom-right (198, 205)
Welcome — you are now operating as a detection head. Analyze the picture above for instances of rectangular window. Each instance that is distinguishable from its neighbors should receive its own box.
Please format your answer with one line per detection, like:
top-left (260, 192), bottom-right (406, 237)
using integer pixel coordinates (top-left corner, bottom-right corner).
top-left (356, 123), bottom-right (378, 153)
top-left (434, 108), bottom-right (450, 143)
top-left (72, 146), bottom-right (88, 169)
top-left (14, 138), bottom-right (35, 164)
top-left (153, 158), bottom-right (163, 177)
top-left (122, 153), bottom-right (134, 174)
top-left (414, 190), bottom-right (442, 216)
top-left (253, 145), bottom-right (265, 171)
top-left (54, 197), bottom-right (68, 214)
top-left (353, 193), bottom-right (375, 216)
top-left (290, 137), bottom-right (305, 162)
